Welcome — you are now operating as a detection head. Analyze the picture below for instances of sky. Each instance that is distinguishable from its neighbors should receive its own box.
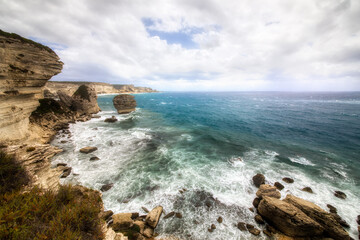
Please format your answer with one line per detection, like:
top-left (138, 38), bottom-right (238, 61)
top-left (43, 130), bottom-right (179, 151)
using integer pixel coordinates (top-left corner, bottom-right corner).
top-left (1, 0), bottom-right (360, 91)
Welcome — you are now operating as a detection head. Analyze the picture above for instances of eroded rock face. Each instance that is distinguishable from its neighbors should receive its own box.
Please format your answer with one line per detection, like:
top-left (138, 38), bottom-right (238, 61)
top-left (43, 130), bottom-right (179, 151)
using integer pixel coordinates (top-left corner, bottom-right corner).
top-left (0, 30), bottom-right (63, 143)
top-left (256, 184), bottom-right (281, 199)
top-left (258, 196), bottom-right (324, 237)
top-left (145, 206), bottom-right (163, 228)
top-left (113, 94), bottom-right (137, 114)
top-left (72, 85), bottom-right (100, 115)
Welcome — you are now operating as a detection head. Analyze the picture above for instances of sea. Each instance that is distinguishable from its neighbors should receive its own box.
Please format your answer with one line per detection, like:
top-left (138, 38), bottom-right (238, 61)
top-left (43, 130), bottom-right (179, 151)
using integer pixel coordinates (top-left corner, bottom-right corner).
top-left (51, 92), bottom-right (360, 239)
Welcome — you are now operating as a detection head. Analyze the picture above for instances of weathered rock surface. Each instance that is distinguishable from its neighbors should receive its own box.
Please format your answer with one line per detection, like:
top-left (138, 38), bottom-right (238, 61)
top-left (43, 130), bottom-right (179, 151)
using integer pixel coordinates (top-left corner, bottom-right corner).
top-left (113, 94), bottom-right (137, 114)
top-left (256, 184), bottom-right (281, 199)
top-left (0, 30), bottom-right (63, 143)
top-left (145, 206), bottom-right (163, 228)
top-left (112, 213), bottom-right (134, 231)
top-left (258, 196), bottom-right (324, 237)
top-left (284, 194), bottom-right (350, 240)
top-left (274, 181), bottom-right (284, 190)
top-left (334, 190), bottom-right (346, 199)
top-left (252, 173), bottom-right (265, 187)
top-left (71, 85), bottom-right (100, 115)
top-left (301, 187), bottom-right (313, 193)
top-left (80, 146), bottom-right (98, 153)
top-left (282, 177), bottom-right (294, 183)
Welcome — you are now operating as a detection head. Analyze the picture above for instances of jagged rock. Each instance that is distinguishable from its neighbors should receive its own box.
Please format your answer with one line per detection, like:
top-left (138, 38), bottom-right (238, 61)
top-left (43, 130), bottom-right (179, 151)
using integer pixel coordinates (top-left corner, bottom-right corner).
top-left (256, 184), bottom-right (281, 199)
top-left (99, 210), bottom-right (113, 221)
top-left (331, 213), bottom-right (350, 228)
top-left (253, 197), bottom-right (261, 208)
top-left (145, 206), bottom-right (163, 228)
top-left (252, 173), bottom-right (265, 187)
top-left (79, 146), bottom-right (97, 153)
top-left (71, 85), bottom-right (100, 115)
top-left (282, 177), bottom-right (294, 183)
top-left (302, 187), bottom-right (313, 193)
top-left (217, 216), bottom-right (223, 223)
top-left (90, 156), bottom-right (100, 161)
top-left (334, 191), bottom-right (346, 199)
top-left (258, 196), bottom-right (324, 237)
top-left (113, 94), bottom-right (137, 114)
top-left (327, 204), bottom-right (337, 214)
top-left (57, 90), bottom-right (74, 109)
top-left (112, 213), bottom-right (134, 231)
top-left (104, 116), bottom-right (118, 123)
top-left (255, 214), bottom-right (265, 224)
top-left (284, 194), bottom-right (350, 240)
top-left (100, 183), bottom-right (114, 192)
top-left (274, 181), bottom-right (284, 190)
top-left (60, 167), bottom-right (72, 178)
top-left (164, 211), bottom-right (175, 219)
top-left (237, 222), bottom-right (247, 231)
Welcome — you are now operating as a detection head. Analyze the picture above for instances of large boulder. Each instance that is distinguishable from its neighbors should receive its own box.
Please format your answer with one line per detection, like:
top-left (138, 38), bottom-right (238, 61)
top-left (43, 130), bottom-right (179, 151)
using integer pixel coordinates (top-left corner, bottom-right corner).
top-left (252, 173), bottom-right (265, 187)
top-left (256, 184), bottom-right (281, 199)
top-left (257, 196), bottom-right (324, 237)
top-left (113, 94), bottom-right (137, 114)
top-left (72, 85), bottom-right (100, 115)
top-left (145, 206), bottom-right (163, 228)
top-left (284, 195), bottom-right (350, 240)
top-left (79, 146), bottom-right (97, 153)
top-left (112, 213), bottom-right (134, 231)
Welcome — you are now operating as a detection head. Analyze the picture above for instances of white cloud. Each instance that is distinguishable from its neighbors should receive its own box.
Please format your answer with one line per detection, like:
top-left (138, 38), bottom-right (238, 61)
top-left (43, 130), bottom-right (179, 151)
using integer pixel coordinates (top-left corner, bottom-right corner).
top-left (0, 0), bottom-right (359, 90)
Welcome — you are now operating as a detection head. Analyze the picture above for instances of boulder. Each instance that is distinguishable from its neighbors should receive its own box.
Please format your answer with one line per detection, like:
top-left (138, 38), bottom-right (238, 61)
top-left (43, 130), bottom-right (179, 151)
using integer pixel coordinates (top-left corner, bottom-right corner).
top-left (301, 187), bottom-right (313, 193)
top-left (327, 204), bottom-right (337, 214)
top-left (334, 191), bottom-right (346, 199)
top-left (274, 181), bottom-right (284, 190)
top-left (255, 214), bottom-right (265, 224)
top-left (175, 212), bottom-right (183, 218)
top-left (217, 216), bottom-right (223, 223)
top-left (252, 173), bottom-right (265, 187)
top-left (246, 224), bottom-right (261, 236)
top-left (100, 183), bottom-right (114, 192)
top-left (256, 184), bottom-right (281, 199)
top-left (357, 215), bottom-right (360, 225)
top-left (282, 177), bottom-right (294, 183)
top-left (142, 207), bottom-right (149, 213)
top-left (211, 224), bottom-right (216, 229)
top-left (80, 146), bottom-right (97, 153)
top-left (113, 94), bottom-right (137, 114)
top-left (90, 156), bottom-right (100, 161)
top-left (237, 222), bottom-right (247, 231)
top-left (72, 85), bottom-right (101, 115)
top-left (145, 206), bottom-right (163, 228)
top-left (258, 196), bottom-right (324, 237)
top-left (112, 213), bottom-right (134, 231)
top-left (60, 167), bottom-right (72, 178)
top-left (253, 197), bottom-right (261, 208)
top-left (105, 116), bottom-right (118, 123)
top-left (284, 194), bottom-right (350, 240)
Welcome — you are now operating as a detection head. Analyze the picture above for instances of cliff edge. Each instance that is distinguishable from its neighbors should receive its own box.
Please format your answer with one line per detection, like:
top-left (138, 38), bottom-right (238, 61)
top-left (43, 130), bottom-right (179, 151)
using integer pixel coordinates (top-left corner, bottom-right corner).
top-left (0, 29), bottom-right (63, 143)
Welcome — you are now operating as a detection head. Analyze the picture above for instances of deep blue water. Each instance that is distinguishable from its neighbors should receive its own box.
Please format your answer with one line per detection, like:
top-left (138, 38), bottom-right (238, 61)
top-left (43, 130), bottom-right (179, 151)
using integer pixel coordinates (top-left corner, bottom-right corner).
top-left (55, 92), bottom-right (360, 239)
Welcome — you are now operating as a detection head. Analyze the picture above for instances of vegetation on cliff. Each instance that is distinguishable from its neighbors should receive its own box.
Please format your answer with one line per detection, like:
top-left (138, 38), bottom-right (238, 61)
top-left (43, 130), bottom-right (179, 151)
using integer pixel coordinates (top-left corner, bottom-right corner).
top-left (0, 151), bottom-right (104, 240)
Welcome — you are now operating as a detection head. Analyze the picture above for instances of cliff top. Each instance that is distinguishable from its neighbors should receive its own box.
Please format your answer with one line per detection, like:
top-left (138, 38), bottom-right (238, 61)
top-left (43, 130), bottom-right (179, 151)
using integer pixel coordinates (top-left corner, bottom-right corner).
top-left (0, 29), bottom-right (54, 54)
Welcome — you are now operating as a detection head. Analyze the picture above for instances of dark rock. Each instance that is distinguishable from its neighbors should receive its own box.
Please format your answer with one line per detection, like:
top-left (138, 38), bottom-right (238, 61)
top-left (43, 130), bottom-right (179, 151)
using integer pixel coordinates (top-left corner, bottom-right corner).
top-left (334, 191), bottom-right (346, 199)
top-left (357, 215), bottom-right (360, 225)
top-left (113, 94), bottom-right (137, 114)
top-left (60, 140), bottom-right (67, 143)
top-left (282, 177), bottom-right (294, 183)
top-left (253, 197), bottom-right (261, 208)
top-left (163, 211), bottom-right (175, 219)
top-left (91, 115), bottom-right (101, 118)
top-left (248, 227), bottom-right (261, 236)
top-left (256, 184), bottom-right (281, 199)
top-left (104, 116), bottom-right (118, 123)
top-left (274, 181), bottom-right (284, 190)
top-left (302, 187), bottom-right (313, 193)
top-left (90, 156), bottom-right (100, 161)
top-left (100, 210), bottom-right (113, 221)
top-left (253, 173), bottom-right (265, 187)
top-left (26, 146), bottom-right (35, 152)
top-left (249, 207), bottom-right (254, 212)
top-left (208, 228), bottom-right (214, 233)
top-left (263, 229), bottom-right (272, 237)
top-left (60, 167), bottom-right (72, 178)
top-left (141, 207), bottom-right (149, 213)
top-left (131, 212), bottom-right (139, 219)
top-left (237, 222), bottom-right (246, 231)
top-left (100, 183), bottom-right (114, 192)
top-left (211, 224), bottom-right (216, 229)
top-left (331, 213), bottom-right (350, 228)
top-left (56, 163), bottom-right (67, 167)
top-left (79, 146), bottom-right (97, 153)
top-left (217, 216), bottom-right (223, 223)
top-left (327, 204), bottom-right (338, 214)
top-left (255, 214), bottom-right (265, 224)
top-left (175, 212), bottom-right (183, 218)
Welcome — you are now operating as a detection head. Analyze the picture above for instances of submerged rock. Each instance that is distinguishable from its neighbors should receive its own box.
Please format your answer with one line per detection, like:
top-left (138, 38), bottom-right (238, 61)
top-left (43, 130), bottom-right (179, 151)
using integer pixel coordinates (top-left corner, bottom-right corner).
top-left (90, 156), bottom-right (100, 161)
top-left (282, 177), bottom-right (294, 183)
top-left (327, 204), bottom-right (338, 214)
top-left (104, 116), bottom-right (118, 123)
top-left (252, 173), bottom-right (265, 187)
top-left (113, 94), bottom-right (137, 114)
top-left (163, 211), bottom-right (175, 219)
top-left (79, 146), bottom-right (97, 153)
top-left (100, 183), bottom-right (114, 192)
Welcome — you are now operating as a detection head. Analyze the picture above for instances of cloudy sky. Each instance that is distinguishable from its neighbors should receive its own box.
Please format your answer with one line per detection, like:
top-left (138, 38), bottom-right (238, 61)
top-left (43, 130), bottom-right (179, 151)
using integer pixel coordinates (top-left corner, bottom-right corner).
top-left (1, 0), bottom-right (360, 91)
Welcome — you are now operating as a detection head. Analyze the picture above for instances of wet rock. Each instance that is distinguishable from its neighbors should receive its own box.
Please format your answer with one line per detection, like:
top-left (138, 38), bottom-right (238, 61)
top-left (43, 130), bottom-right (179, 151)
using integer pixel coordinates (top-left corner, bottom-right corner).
top-left (100, 210), bottom-right (113, 221)
top-left (282, 177), bottom-right (294, 183)
top-left (248, 227), bottom-right (261, 236)
top-left (163, 211), bottom-right (175, 219)
top-left (253, 173), bottom-right (265, 187)
top-left (131, 212), bottom-right (139, 220)
top-left (302, 187), bottom-right (313, 193)
top-left (334, 190), bottom-right (346, 199)
top-left (60, 140), bottom-right (67, 143)
top-left (274, 181), bottom-right (284, 190)
top-left (100, 183), bottom-right (114, 192)
top-left (258, 196), bottom-right (324, 237)
top-left (253, 197), bottom-right (261, 208)
top-left (56, 163), bottom-right (67, 167)
top-left (331, 213), bottom-right (350, 228)
top-left (208, 228), bottom-right (214, 233)
top-left (60, 167), bottom-right (72, 178)
top-left (175, 212), bottom-right (183, 218)
top-left (237, 222), bottom-right (247, 231)
top-left (113, 94), bottom-right (137, 114)
top-left (79, 146), bottom-right (97, 153)
top-left (256, 184), bottom-right (281, 199)
top-left (284, 194), bottom-right (350, 240)
top-left (327, 204), bottom-right (338, 214)
top-left (104, 116), bottom-right (118, 123)
top-left (249, 207), bottom-right (254, 212)
top-left (90, 156), bottom-right (100, 161)
top-left (357, 215), bottom-right (360, 225)
top-left (141, 207), bottom-right (149, 213)
top-left (263, 229), bottom-right (272, 237)
top-left (211, 224), bottom-right (216, 229)
top-left (217, 216), bottom-right (223, 223)
top-left (112, 213), bottom-right (134, 231)
top-left (255, 214), bottom-right (265, 224)
top-left (145, 206), bottom-right (163, 228)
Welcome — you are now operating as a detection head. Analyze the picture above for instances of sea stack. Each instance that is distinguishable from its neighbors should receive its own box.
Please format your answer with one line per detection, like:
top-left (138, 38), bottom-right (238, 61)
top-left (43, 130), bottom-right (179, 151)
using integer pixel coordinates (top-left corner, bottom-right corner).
top-left (113, 94), bottom-right (137, 114)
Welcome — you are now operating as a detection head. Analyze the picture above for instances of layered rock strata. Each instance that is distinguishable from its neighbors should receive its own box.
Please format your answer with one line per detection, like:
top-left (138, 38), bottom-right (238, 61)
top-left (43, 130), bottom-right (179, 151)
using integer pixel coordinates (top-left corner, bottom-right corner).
top-left (113, 94), bottom-right (137, 114)
top-left (0, 30), bottom-right (63, 143)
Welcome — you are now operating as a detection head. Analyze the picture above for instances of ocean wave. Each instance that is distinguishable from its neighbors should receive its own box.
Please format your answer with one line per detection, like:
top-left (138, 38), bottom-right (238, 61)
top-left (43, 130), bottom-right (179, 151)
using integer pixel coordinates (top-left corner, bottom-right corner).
top-left (289, 156), bottom-right (315, 166)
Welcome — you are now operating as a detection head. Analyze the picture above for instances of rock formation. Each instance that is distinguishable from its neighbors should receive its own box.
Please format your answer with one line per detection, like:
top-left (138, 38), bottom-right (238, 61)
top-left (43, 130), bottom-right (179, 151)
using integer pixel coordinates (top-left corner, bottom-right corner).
top-left (113, 94), bottom-right (137, 114)
top-left (71, 85), bottom-right (100, 115)
top-left (0, 30), bottom-right (63, 143)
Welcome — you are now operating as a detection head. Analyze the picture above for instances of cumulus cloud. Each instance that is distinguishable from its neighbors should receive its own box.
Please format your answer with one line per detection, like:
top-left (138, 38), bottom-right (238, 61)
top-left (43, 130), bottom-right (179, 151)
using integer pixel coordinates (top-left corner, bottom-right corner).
top-left (0, 0), bottom-right (359, 90)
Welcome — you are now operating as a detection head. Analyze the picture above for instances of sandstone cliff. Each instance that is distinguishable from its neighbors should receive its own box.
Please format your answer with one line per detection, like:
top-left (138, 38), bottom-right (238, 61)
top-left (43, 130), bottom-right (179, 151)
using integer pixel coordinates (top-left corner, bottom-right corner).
top-left (0, 30), bottom-right (63, 143)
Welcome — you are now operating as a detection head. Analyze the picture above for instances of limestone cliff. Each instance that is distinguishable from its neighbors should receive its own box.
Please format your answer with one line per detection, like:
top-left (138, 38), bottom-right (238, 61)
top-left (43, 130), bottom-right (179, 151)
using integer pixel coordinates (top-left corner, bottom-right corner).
top-left (0, 30), bottom-right (63, 143)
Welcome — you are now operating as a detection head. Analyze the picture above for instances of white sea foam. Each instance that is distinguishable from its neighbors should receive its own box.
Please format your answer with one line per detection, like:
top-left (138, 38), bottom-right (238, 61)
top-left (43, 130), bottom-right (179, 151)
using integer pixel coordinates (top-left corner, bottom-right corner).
top-left (289, 156), bottom-right (316, 166)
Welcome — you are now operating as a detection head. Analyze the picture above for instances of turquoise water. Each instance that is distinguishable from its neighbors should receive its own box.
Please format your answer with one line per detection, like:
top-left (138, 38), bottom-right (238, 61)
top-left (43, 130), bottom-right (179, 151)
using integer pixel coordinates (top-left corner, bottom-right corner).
top-left (53, 92), bottom-right (360, 239)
